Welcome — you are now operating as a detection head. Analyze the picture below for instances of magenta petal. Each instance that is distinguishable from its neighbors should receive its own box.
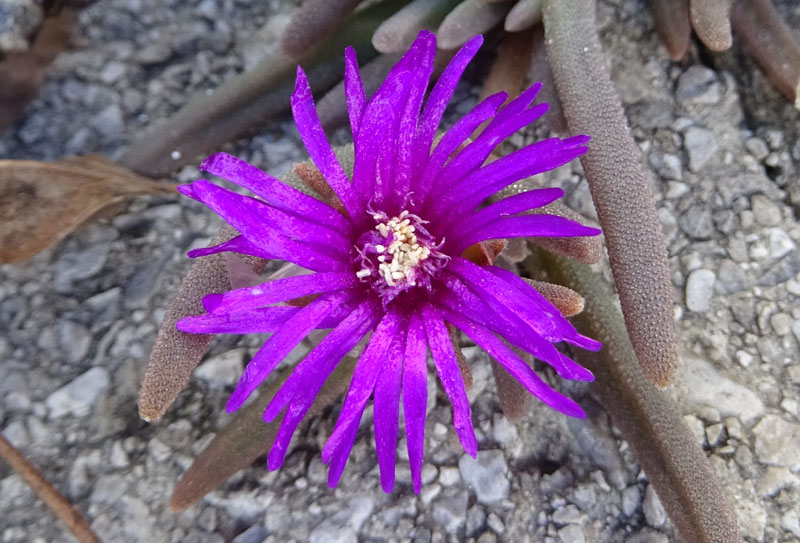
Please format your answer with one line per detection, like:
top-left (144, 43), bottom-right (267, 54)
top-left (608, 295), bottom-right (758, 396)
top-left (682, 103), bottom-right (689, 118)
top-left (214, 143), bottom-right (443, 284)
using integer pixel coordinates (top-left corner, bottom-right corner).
top-left (350, 74), bottom-right (410, 210)
top-left (321, 311), bottom-right (404, 463)
top-left (491, 81), bottom-right (542, 125)
top-left (199, 152), bottom-right (349, 231)
top-left (393, 33), bottom-right (436, 198)
top-left (402, 311), bottom-right (428, 493)
top-left (264, 301), bottom-right (381, 471)
top-left (177, 306), bottom-right (299, 334)
top-left (437, 103), bottom-right (550, 191)
top-left (209, 272), bottom-right (358, 314)
top-left (441, 307), bottom-right (587, 417)
top-left (321, 312), bottom-right (405, 487)
top-left (182, 180), bottom-right (346, 272)
top-left (373, 333), bottom-right (405, 492)
top-left (187, 235), bottom-right (275, 260)
top-left (344, 46), bottom-right (366, 138)
top-left (422, 304), bottom-right (477, 457)
top-left (291, 67), bottom-right (360, 219)
top-left (453, 214), bottom-right (602, 253)
top-left (432, 137), bottom-right (585, 218)
top-left (487, 266), bottom-right (603, 352)
top-left (448, 188), bottom-right (564, 235)
top-left (225, 292), bottom-right (351, 412)
top-left (415, 35), bottom-right (483, 164)
top-left (416, 92), bottom-right (507, 200)
top-left (190, 180), bottom-right (351, 251)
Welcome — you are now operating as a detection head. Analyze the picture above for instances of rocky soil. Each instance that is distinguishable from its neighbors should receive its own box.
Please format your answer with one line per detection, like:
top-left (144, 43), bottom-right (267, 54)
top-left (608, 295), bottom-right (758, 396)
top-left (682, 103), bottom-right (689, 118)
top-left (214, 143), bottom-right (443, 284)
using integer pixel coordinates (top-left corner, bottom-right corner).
top-left (1, 0), bottom-right (800, 542)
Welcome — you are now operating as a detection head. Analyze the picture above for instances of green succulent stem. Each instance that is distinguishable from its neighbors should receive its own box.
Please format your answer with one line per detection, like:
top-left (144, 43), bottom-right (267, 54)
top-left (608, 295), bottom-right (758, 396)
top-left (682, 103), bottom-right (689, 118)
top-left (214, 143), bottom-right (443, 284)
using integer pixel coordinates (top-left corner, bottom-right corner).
top-left (542, 0), bottom-right (678, 386)
top-left (531, 250), bottom-right (742, 543)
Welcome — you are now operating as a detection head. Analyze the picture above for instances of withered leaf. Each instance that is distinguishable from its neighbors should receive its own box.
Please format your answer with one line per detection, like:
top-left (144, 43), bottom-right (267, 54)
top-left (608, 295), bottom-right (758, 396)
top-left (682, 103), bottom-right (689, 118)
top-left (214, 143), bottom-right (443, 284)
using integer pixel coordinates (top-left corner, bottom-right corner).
top-left (0, 155), bottom-right (176, 263)
top-left (0, 8), bottom-right (75, 134)
top-left (169, 356), bottom-right (357, 512)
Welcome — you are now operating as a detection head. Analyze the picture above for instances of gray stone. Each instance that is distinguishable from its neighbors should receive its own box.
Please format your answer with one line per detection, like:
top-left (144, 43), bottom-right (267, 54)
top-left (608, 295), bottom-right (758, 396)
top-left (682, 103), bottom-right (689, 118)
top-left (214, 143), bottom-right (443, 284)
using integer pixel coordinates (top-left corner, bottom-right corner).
top-left (99, 61), bottom-right (127, 84)
top-left (1, 420), bottom-right (30, 448)
top-left (744, 138), bottom-right (769, 160)
top-left (751, 194), bottom-right (781, 227)
top-left (758, 251), bottom-right (800, 287)
top-left (676, 66), bottom-right (720, 106)
top-left (465, 505), bottom-right (486, 538)
top-left (232, 525), bottom-right (267, 543)
top-left (768, 228), bottom-right (795, 260)
top-left (642, 485), bottom-right (666, 527)
top-left (195, 349), bottom-right (245, 387)
top-left (679, 204), bottom-right (714, 239)
top-left (715, 173), bottom-right (782, 207)
top-left (45, 367), bottom-right (110, 419)
top-left (685, 269), bottom-right (715, 312)
top-left (715, 260), bottom-right (749, 295)
top-left (753, 415), bottom-right (800, 470)
top-left (678, 357), bottom-right (765, 423)
top-left (91, 104), bottom-right (125, 138)
top-left (756, 466), bottom-right (799, 497)
top-left (558, 524), bottom-right (585, 543)
top-left (432, 491), bottom-right (468, 534)
top-left (58, 319), bottom-right (92, 364)
top-left (553, 504), bottom-right (583, 525)
top-left (458, 450), bottom-right (510, 504)
top-left (137, 43), bottom-right (172, 64)
top-left (621, 486), bottom-right (641, 517)
top-left (649, 152), bottom-right (683, 180)
top-left (684, 126), bottom-right (718, 171)
top-left (54, 244), bottom-right (109, 293)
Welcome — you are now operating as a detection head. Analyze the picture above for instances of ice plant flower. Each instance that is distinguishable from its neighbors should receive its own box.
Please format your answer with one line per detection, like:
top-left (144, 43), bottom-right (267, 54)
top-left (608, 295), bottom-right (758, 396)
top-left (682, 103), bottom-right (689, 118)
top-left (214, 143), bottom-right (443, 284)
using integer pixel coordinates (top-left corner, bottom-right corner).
top-left (176, 30), bottom-right (602, 493)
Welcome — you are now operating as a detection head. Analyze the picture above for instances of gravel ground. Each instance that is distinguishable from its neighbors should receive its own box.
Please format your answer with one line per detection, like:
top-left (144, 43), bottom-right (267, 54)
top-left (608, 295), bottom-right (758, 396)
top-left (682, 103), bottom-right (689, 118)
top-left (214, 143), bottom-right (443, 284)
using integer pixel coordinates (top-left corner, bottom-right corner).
top-left (2, 1), bottom-right (800, 542)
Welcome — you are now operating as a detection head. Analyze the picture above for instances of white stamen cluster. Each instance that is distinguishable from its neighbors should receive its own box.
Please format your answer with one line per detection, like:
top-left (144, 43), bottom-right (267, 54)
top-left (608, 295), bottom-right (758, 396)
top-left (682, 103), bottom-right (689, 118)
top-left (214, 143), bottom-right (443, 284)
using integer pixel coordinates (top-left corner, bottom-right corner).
top-left (372, 210), bottom-right (431, 287)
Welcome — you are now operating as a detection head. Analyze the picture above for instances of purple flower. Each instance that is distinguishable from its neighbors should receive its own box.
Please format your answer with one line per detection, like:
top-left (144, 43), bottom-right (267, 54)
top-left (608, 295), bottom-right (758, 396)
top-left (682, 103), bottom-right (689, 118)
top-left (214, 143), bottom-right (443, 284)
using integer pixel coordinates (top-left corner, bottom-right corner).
top-left (176, 31), bottom-right (602, 493)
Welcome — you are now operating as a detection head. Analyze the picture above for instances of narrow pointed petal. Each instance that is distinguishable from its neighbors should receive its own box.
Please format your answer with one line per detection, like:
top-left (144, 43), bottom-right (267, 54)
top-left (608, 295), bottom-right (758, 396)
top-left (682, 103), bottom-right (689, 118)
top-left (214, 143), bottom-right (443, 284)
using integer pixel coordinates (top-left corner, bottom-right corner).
top-left (187, 235), bottom-right (275, 260)
top-left (373, 333), bottom-right (405, 492)
top-left (344, 47), bottom-right (367, 137)
top-left (453, 214), bottom-right (601, 253)
top-left (203, 272), bottom-right (358, 314)
top-left (291, 67), bottom-right (360, 219)
top-left (177, 306), bottom-right (300, 334)
top-left (183, 180), bottom-right (351, 250)
top-left (403, 312), bottom-right (428, 493)
top-left (415, 35), bottom-right (483, 167)
top-left (199, 152), bottom-right (349, 231)
top-left (264, 302), bottom-right (381, 470)
top-left (226, 292), bottom-right (351, 412)
top-left (176, 182), bottom-right (345, 272)
top-left (422, 304), bottom-right (477, 457)
top-left (393, 33), bottom-right (436, 197)
top-left (440, 307), bottom-right (587, 417)
top-left (416, 92), bottom-right (507, 199)
top-left (437, 103), bottom-right (550, 190)
top-left (450, 188), bottom-right (564, 233)
top-left (322, 312), bottom-right (405, 462)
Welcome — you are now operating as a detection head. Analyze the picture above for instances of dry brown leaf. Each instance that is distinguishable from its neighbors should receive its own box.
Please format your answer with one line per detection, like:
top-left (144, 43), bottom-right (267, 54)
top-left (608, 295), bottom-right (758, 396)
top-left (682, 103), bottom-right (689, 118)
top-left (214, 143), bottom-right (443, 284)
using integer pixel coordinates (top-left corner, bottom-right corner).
top-left (0, 8), bottom-right (75, 134)
top-left (0, 155), bottom-right (176, 263)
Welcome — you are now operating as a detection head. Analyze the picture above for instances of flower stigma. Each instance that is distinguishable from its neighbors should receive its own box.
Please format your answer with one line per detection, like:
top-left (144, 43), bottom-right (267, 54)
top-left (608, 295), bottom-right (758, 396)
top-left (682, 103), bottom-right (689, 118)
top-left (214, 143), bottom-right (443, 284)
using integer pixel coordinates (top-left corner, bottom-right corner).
top-left (355, 209), bottom-right (448, 303)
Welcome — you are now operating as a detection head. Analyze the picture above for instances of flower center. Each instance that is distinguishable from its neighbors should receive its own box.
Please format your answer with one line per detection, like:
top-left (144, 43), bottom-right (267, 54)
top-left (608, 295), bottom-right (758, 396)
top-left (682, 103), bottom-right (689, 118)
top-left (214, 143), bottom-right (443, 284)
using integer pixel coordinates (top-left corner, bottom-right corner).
top-left (355, 209), bottom-right (448, 303)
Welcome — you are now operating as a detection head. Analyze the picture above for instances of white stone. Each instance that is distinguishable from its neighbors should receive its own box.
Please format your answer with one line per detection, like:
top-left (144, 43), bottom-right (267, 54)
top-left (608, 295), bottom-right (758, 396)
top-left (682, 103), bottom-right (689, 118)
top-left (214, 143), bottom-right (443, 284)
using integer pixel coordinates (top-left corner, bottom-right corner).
top-left (768, 228), bottom-right (796, 259)
top-left (642, 485), bottom-right (666, 527)
top-left (458, 450), bottom-right (510, 504)
top-left (753, 415), bottom-right (800, 470)
top-left (195, 349), bottom-right (245, 387)
top-left (677, 357), bottom-right (765, 423)
top-left (45, 367), bottom-right (110, 419)
top-left (686, 269), bottom-right (716, 312)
